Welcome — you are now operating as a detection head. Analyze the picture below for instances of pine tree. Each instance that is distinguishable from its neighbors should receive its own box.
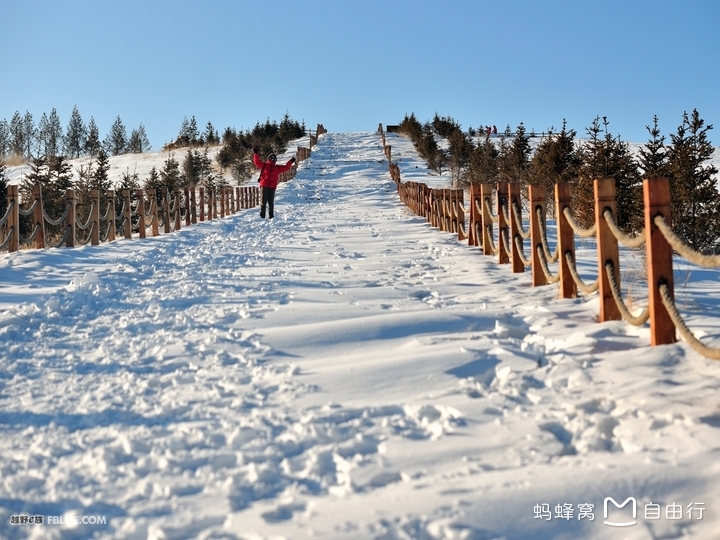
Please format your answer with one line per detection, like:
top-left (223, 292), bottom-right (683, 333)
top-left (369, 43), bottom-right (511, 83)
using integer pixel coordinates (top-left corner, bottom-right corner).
top-left (46, 108), bottom-right (63, 157)
top-left (159, 153), bottom-right (181, 202)
top-left (116, 168), bottom-right (141, 227)
top-left (22, 111), bottom-right (35, 159)
top-left (205, 121), bottom-right (219, 146)
top-left (447, 128), bottom-right (473, 186)
top-left (499, 123), bottom-right (532, 186)
top-left (128, 124), bottom-right (151, 153)
top-left (64, 106), bottom-right (87, 159)
top-left (467, 134), bottom-right (499, 184)
top-left (182, 149), bottom-right (200, 187)
top-left (577, 116), bottom-right (641, 231)
top-left (37, 112), bottom-right (50, 157)
top-left (104, 115), bottom-right (128, 156)
top-left (0, 158), bottom-right (7, 211)
top-left (416, 124), bottom-right (444, 174)
top-left (638, 115), bottom-right (669, 178)
top-left (528, 120), bottom-right (581, 198)
top-left (144, 166), bottom-right (164, 206)
top-left (666, 109), bottom-right (720, 253)
top-left (85, 117), bottom-right (101, 157)
top-left (0, 119), bottom-right (9, 159)
top-left (9, 111), bottom-right (25, 158)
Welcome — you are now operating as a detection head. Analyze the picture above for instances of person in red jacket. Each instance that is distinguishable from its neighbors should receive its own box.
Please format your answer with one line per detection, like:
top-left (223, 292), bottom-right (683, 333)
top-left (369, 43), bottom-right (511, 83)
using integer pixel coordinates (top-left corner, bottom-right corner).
top-left (252, 146), bottom-right (296, 219)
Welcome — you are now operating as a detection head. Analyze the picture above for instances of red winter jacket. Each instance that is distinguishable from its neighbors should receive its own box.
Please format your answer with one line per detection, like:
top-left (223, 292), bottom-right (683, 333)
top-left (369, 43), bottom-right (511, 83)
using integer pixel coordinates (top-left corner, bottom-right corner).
top-left (253, 153), bottom-right (294, 189)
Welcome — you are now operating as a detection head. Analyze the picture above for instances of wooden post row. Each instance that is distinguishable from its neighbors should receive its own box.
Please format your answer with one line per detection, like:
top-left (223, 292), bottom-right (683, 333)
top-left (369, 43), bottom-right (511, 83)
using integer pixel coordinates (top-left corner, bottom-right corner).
top-left (643, 177), bottom-right (676, 345)
top-left (594, 178), bottom-right (621, 321)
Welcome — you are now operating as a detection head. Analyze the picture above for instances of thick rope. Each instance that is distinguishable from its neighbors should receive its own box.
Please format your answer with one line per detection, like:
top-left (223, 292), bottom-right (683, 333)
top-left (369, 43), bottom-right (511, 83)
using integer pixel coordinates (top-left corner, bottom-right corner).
top-left (536, 245), bottom-right (561, 283)
top-left (514, 236), bottom-right (532, 266)
top-left (500, 204), bottom-right (511, 226)
top-left (602, 208), bottom-right (645, 249)
top-left (654, 215), bottom-right (720, 268)
top-left (116, 200), bottom-right (127, 222)
top-left (100, 222), bottom-right (112, 243)
top-left (75, 222), bottom-right (96, 246)
top-left (100, 200), bottom-right (112, 222)
top-left (604, 261), bottom-right (650, 326)
top-left (563, 206), bottom-right (596, 238)
top-left (43, 203), bottom-right (71, 227)
top-left (19, 223), bottom-right (40, 244)
top-left (536, 206), bottom-right (559, 263)
top-left (0, 227), bottom-right (14, 250)
top-left (0, 200), bottom-right (14, 227)
top-left (52, 226), bottom-right (72, 248)
top-left (76, 202), bottom-right (95, 230)
top-left (564, 251), bottom-right (599, 294)
top-left (485, 226), bottom-right (498, 255)
top-left (659, 283), bottom-right (720, 360)
top-left (500, 230), bottom-right (512, 258)
top-left (18, 199), bottom-right (39, 217)
top-left (512, 202), bottom-right (531, 240)
top-left (484, 199), bottom-right (499, 224)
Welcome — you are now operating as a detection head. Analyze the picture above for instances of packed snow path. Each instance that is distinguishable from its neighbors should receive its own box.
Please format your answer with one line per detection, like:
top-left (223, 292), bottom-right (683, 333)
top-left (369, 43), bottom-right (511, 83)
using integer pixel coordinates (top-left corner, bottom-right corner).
top-left (1, 132), bottom-right (719, 539)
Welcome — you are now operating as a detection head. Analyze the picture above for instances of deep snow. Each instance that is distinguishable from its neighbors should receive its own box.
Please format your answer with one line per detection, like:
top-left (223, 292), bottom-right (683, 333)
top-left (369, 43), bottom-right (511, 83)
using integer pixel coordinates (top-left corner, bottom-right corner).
top-left (1, 132), bottom-right (720, 539)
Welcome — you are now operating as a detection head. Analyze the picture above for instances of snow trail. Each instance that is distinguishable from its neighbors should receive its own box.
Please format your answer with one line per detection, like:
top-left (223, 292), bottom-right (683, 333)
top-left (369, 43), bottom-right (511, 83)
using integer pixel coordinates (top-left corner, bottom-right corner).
top-left (1, 132), bottom-right (719, 539)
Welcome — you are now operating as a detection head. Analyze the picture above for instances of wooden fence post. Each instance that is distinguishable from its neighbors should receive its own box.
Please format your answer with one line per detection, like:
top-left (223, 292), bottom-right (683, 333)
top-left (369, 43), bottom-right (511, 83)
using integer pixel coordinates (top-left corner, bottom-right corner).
top-left (529, 184), bottom-right (547, 286)
top-left (137, 189), bottom-right (146, 239)
top-left (594, 178), bottom-right (621, 321)
top-left (497, 182), bottom-right (509, 264)
top-left (65, 189), bottom-right (76, 247)
top-left (184, 188), bottom-right (191, 226)
top-left (91, 189), bottom-right (100, 246)
top-left (555, 182), bottom-right (576, 298)
top-left (123, 189), bottom-right (132, 239)
top-left (644, 177), bottom-right (676, 345)
top-left (162, 190), bottom-right (171, 234)
top-left (199, 187), bottom-right (205, 221)
top-left (220, 188), bottom-right (226, 218)
top-left (149, 190), bottom-right (159, 236)
top-left (107, 190), bottom-right (116, 242)
top-left (174, 188), bottom-right (182, 231)
top-left (456, 189), bottom-right (465, 241)
top-left (480, 184), bottom-right (493, 255)
top-left (467, 184), bottom-right (479, 247)
top-left (32, 183), bottom-right (46, 249)
top-left (509, 183), bottom-right (524, 273)
top-left (7, 185), bottom-right (19, 252)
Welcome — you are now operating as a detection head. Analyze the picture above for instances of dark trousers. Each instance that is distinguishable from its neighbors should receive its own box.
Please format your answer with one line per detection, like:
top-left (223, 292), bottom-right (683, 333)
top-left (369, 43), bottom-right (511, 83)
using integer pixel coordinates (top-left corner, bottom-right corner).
top-left (261, 187), bottom-right (276, 218)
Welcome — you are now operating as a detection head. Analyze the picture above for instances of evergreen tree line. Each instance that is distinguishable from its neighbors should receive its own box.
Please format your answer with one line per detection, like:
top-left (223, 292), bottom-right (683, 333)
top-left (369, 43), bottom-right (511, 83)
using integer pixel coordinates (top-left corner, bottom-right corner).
top-left (164, 116), bottom-right (221, 150)
top-left (0, 106), bottom-right (151, 161)
top-left (3, 113), bottom-right (307, 244)
top-left (398, 110), bottom-right (719, 254)
top-left (216, 113), bottom-right (306, 182)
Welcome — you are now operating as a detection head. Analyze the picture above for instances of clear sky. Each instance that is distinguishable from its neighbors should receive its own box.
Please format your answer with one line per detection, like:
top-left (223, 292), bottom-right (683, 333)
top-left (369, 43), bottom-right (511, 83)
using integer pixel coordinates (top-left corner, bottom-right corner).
top-left (2, 0), bottom-right (718, 149)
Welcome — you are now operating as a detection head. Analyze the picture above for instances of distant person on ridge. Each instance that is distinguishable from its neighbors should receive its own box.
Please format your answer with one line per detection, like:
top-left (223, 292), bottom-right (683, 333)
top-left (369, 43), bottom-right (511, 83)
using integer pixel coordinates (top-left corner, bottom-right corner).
top-left (252, 146), bottom-right (296, 219)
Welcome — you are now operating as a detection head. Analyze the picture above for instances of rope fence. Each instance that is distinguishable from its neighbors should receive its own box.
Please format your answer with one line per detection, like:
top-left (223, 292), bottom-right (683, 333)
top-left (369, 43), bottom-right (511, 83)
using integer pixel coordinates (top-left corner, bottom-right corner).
top-left (0, 129), bottom-right (323, 255)
top-left (378, 124), bottom-right (720, 361)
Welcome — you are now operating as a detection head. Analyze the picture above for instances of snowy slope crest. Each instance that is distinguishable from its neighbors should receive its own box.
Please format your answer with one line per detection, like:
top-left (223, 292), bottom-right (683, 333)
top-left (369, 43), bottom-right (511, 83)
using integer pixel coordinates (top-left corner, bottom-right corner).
top-left (1, 132), bottom-right (719, 539)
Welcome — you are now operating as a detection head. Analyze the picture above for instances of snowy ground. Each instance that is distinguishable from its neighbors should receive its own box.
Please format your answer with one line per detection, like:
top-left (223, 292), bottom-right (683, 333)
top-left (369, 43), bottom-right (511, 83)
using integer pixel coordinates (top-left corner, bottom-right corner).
top-left (1, 132), bottom-right (720, 539)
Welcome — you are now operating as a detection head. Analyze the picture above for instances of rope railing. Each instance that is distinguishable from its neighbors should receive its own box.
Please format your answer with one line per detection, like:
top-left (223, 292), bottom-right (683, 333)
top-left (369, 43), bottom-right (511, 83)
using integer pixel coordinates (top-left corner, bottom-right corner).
top-left (564, 251), bottom-right (600, 294)
top-left (536, 206), bottom-right (559, 263)
top-left (377, 125), bottom-right (720, 360)
top-left (1, 132), bottom-right (322, 253)
top-left (535, 245), bottom-right (561, 284)
top-left (603, 209), bottom-right (645, 249)
top-left (659, 283), bottom-right (720, 360)
top-left (512, 201), bottom-right (531, 240)
top-left (654, 215), bottom-right (720, 268)
top-left (563, 206), bottom-right (596, 238)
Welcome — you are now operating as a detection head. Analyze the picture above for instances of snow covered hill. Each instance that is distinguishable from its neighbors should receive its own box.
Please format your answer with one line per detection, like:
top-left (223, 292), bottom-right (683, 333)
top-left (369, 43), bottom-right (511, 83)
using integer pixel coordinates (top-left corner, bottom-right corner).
top-left (1, 132), bottom-right (719, 539)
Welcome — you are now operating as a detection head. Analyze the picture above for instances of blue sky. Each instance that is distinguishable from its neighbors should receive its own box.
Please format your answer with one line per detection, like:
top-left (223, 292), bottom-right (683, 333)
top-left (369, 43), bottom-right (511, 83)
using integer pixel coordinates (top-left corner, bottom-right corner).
top-left (2, 0), bottom-right (718, 149)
